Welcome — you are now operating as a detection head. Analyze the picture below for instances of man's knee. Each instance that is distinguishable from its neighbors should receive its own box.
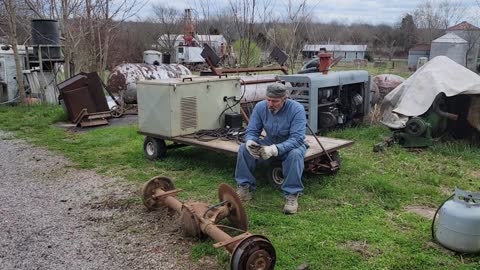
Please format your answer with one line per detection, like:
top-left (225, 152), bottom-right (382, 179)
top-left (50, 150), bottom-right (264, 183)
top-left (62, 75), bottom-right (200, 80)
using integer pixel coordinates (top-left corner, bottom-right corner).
top-left (239, 143), bottom-right (247, 153)
top-left (286, 148), bottom-right (305, 160)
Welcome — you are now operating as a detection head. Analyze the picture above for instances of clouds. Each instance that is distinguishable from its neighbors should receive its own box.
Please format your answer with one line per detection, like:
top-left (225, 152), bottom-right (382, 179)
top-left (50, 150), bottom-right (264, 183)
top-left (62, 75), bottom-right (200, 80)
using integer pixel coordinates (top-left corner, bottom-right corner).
top-left (143, 0), bottom-right (479, 25)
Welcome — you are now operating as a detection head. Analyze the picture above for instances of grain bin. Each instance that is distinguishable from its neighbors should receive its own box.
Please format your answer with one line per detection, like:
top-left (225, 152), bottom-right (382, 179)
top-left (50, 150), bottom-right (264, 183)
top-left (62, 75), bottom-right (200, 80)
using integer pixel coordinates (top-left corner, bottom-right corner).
top-left (430, 33), bottom-right (468, 66)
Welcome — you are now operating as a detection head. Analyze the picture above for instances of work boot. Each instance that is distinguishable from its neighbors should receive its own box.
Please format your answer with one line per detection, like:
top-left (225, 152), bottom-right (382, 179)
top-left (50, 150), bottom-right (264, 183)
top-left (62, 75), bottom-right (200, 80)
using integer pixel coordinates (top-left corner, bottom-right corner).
top-left (283, 194), bottom-right (299, 214)
top-left (236, 184), bottom-right (252, 202)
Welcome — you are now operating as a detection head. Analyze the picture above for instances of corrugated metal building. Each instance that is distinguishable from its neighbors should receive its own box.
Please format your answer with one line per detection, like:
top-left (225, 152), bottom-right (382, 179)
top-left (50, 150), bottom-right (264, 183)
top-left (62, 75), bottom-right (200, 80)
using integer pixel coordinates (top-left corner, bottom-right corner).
top-left (408, 44), bottom-right (430, 70)
top-left (302, 44), bottom-right (367, 61)
top-left (446, 21), bottom-right (480, 71)
top-left (430, 33), bottom-right (469, 66)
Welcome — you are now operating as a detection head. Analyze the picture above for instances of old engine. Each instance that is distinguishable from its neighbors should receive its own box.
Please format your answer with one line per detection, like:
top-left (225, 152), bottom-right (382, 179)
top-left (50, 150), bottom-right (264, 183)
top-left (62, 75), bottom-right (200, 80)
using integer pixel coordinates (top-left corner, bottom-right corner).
top-left (278, 71), bottom-right (371, 133)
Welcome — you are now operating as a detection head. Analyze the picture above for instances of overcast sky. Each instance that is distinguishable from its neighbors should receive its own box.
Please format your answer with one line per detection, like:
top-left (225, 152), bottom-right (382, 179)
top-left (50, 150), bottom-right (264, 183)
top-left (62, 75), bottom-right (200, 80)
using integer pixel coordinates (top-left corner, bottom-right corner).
top-left (140, 0), bottom-right (479, 26)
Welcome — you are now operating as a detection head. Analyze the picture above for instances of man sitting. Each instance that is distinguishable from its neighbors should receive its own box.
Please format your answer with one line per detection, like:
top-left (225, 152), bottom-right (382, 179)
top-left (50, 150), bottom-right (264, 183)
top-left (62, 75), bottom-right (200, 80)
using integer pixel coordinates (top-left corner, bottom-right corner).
top-left (235, 83), bottom-right (307, 214)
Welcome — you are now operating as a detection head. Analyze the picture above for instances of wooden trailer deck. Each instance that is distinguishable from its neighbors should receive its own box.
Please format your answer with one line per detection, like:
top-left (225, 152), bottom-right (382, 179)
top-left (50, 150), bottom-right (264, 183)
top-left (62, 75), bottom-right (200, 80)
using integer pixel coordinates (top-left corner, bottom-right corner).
top-left (139, 132), bottom-right (354, 161)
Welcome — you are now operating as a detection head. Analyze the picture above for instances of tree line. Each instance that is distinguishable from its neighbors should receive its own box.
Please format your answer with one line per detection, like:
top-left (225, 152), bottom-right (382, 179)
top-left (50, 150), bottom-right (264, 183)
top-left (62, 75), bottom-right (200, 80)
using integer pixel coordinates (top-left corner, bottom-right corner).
top-left (0, 0), bottom-right (476, 97)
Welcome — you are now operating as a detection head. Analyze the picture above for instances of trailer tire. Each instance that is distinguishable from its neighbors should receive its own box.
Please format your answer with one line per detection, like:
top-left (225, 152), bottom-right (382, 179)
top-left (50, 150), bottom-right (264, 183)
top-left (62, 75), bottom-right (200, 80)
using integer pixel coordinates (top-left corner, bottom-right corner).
top-left (143, 137), bottom-right (166, 160)
top-left (325, 151), bottom-right (341, 175)
top-left (267, 162), bottom-right (284, 189)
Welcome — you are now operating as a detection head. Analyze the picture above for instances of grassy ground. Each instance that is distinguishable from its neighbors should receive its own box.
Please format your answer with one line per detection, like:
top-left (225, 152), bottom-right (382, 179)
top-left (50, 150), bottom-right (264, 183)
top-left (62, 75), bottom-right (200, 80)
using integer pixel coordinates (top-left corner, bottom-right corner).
top-left (333, 60), bottom-right (412, 78)
top-left (1, 104), bottom-right (480, 269)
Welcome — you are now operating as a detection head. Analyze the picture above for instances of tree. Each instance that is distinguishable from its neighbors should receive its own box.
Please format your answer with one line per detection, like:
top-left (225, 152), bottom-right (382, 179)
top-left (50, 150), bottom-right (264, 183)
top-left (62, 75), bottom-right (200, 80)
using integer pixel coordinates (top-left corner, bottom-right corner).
top-left (261, 0), bottom-right (314, 72)
top-left (398, 14), bottom-right (418, 53)
top-left (228, 0), bottom-right (258, 68)
top-left (413, 0), bottom-right (466, 43)
top-left (150, 5), bottom-right (182, 56)
top-left (233, 38), bottom-right (260, 67)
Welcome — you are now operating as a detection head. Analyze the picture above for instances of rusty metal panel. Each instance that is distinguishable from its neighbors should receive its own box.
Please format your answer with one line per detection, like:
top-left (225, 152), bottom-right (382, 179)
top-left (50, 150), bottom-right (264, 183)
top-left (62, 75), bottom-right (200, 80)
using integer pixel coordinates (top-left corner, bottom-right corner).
top-left (61, 87), bottom-right (97, 122)
top-left (85, 72), bottom-right (109, 112)
top-left (58, 72), bottom-right (109, 122)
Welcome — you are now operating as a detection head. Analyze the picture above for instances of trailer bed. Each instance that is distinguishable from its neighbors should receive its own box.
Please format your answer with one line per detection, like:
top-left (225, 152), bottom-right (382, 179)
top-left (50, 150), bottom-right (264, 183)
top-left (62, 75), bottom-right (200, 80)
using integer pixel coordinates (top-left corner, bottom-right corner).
top-left (139, 132), bottom-right (354, 161)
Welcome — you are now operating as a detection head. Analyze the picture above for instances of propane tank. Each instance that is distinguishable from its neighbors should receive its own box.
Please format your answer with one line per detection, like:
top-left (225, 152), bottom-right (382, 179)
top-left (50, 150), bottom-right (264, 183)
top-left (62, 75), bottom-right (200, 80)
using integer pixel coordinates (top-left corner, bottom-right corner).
top-left (435, 188), bottom-right (480, 253)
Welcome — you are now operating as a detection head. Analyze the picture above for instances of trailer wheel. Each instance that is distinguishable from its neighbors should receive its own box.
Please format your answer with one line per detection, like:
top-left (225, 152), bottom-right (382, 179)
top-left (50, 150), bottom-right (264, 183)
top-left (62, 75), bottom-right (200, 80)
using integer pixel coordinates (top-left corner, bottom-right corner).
top-left (325, 151), bottom-right (341, 175)
top-left (143, 136), bottom-right (166, 160)
top-left (267, 162), bottom-right (284, 189)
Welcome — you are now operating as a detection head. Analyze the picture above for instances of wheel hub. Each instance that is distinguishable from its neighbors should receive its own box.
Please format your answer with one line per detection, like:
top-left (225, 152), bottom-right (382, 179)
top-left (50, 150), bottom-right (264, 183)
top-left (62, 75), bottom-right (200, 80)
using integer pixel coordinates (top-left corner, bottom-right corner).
top-left (146, 142), bottom-right (155, 156)
top-left (230, 235), bottom-right (276, 270)
top-left (142, 176), bottom-right (175, 210)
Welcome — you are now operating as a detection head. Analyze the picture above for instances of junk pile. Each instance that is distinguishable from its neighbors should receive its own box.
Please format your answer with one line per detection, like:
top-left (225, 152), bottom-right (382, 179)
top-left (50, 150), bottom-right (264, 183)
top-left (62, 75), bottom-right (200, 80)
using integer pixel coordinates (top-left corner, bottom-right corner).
top-left (378, 56), bottom-right (480, 148)
top-left (58, 72), bottom-right (113, 127)
top-left (142, 176), bottom-right (276, 270)
top-left (201, 44), bottom-right (289, 119)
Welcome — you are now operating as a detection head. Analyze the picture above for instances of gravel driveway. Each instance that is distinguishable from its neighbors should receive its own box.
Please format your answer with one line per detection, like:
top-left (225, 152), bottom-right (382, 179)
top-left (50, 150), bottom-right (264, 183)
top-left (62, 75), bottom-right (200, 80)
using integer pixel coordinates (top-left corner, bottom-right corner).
top-left (0, 131), bottom-right (219, 270)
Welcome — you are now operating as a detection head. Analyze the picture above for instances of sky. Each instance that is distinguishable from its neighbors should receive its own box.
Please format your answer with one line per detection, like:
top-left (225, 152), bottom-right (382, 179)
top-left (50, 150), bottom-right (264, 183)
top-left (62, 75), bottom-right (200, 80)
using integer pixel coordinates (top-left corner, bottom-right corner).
top-left (140, 0), bottom-right (479, 26)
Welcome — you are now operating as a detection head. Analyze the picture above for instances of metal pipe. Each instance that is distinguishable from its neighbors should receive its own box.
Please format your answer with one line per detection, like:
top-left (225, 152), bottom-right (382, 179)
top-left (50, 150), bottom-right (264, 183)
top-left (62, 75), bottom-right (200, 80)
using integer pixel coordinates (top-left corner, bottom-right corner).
top-left (240, 78), bottom-right (279, 85)
top-left (152, 189), bottom-right (183, 213)
top-left (201, 223), bottom-right (236, 252)
top-left (217, 66), bottom-right (288, 74)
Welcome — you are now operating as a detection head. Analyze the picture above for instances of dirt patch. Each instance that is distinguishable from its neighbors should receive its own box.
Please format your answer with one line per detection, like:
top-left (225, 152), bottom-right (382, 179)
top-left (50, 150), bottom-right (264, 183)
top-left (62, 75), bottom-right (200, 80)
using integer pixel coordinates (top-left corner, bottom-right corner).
top-left (341, 240), bottom-right (382, 258)
top-left (441, 186), bottom-right (455, 196)
top-left (404, 206), bottom-right (437, 219)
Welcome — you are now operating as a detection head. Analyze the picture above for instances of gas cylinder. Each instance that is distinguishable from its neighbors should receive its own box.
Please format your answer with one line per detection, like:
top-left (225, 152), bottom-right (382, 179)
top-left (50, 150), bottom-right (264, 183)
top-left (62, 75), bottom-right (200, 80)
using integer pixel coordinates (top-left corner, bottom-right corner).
top-left (435, 188), bottom-right (480, 253)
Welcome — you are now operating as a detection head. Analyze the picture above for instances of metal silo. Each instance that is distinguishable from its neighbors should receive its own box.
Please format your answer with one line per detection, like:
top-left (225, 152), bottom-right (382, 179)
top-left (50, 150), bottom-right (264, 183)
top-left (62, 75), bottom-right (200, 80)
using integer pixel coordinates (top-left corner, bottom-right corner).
top-left (430, 33), bottom-right (468, 66)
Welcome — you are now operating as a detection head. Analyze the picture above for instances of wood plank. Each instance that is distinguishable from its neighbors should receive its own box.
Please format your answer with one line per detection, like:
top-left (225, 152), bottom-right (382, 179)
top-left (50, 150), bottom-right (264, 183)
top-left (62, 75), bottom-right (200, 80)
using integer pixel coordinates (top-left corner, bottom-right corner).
top-left (163, 134), bottom-right (354, 161)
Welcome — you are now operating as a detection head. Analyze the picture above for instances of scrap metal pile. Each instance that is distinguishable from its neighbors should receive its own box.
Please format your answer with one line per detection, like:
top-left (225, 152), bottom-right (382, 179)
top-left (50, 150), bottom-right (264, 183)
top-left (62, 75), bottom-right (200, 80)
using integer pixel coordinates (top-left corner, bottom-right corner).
top-left (379, 56), bottom-right (480, 148)
top-left (142, 176), bottom-right (276, 270)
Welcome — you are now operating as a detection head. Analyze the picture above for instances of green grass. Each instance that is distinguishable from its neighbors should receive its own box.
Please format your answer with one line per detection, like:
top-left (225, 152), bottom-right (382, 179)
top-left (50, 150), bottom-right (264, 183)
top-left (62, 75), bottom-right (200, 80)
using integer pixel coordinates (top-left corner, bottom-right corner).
top-left (333, 61), bottom-right (412, 78)
top-left (1, 104), bottom-right (480, 269)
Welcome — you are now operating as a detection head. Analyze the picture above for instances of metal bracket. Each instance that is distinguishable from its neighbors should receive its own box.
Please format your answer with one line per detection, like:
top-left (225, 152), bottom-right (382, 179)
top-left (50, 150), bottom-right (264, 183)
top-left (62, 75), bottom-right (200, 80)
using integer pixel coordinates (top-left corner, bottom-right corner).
top-left (213, 232), bottom-right (252, 248)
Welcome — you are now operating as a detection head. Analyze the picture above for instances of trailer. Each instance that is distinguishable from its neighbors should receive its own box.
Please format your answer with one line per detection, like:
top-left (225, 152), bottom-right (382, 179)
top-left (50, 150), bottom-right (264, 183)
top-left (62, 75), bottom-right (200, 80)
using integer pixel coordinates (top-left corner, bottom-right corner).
top-left (139, 131), bottom-right (353, 188)
top-left (137, 77), bottom-right (354, 188)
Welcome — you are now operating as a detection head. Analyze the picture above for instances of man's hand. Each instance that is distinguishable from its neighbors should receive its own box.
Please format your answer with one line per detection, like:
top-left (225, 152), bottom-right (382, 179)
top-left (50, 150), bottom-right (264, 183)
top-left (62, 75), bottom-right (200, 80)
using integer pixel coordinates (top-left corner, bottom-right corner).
top-left (246, 140), bottom-right (261, 159)
top-left (260, 145), bottom-right (278, 160)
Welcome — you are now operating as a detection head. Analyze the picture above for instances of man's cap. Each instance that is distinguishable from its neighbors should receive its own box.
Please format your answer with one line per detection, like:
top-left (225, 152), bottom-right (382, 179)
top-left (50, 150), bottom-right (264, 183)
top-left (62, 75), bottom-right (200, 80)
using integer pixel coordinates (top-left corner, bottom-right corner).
top-left (266, 83), bottom-right (287, 98)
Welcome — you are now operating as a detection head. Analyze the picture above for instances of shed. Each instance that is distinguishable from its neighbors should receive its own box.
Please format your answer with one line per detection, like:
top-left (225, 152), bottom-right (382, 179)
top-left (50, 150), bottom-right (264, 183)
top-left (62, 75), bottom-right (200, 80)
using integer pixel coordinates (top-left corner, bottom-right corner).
top-left (302, 44), bottom-right (367, 62)
top-left (408, 44), bottom-right (430, 70)
top-left (430, 33), bottom-right (468, 66)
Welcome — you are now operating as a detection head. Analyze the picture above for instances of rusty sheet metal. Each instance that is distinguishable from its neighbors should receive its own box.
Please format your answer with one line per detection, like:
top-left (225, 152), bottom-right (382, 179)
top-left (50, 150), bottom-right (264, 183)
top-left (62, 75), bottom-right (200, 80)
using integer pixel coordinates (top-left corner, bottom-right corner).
top-left (61, 86), bottom-right (97, 122)
top-left (58, 72), bottom-right (110, 122)
top-left (107, 63), bottom-right (192, 102)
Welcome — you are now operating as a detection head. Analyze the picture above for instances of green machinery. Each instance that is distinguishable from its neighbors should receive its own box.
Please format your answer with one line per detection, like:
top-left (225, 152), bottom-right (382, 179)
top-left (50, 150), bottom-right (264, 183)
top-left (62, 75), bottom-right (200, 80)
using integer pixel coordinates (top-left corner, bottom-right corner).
top-left (394, 94), bottom-right (458, 148)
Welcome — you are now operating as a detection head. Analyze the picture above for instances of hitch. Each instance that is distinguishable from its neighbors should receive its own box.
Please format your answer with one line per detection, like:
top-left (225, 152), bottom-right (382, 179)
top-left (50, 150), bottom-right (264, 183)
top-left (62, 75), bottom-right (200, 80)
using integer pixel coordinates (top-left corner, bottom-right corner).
top-left (142, 176), bottom-right (276, 270)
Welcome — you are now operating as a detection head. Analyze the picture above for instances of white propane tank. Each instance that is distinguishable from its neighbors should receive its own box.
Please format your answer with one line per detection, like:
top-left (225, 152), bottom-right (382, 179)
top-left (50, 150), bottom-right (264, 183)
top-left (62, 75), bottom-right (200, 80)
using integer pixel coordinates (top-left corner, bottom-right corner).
top-left (435, 188), bottom-right (480, 253)
top-left (143, 50), bottom-right (162, 65)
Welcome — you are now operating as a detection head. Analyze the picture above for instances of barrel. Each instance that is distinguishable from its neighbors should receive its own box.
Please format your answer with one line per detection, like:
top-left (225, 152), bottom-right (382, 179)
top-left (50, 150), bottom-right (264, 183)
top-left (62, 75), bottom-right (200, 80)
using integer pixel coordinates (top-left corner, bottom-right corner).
top-left (31, 19), bottom-right (62, 60)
